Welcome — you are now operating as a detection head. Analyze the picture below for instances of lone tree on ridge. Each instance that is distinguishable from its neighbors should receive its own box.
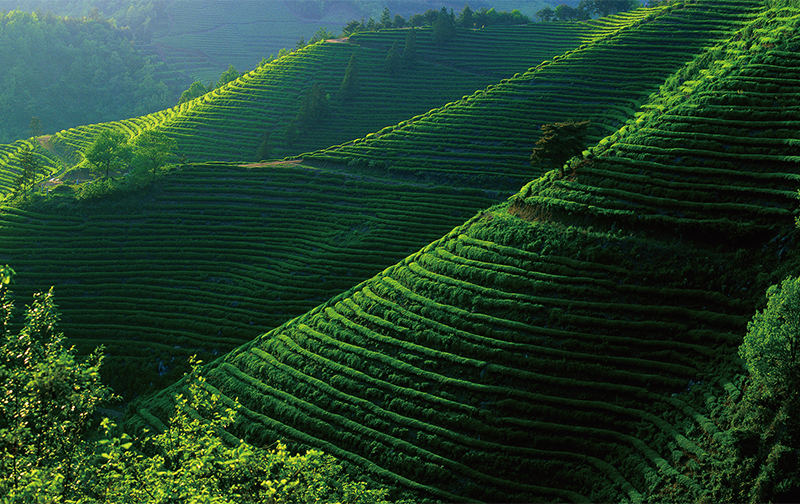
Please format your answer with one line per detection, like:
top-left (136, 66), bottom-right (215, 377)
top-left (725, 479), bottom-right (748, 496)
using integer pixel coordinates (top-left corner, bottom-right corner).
top-left (530, 120), bottom-right (591, 177)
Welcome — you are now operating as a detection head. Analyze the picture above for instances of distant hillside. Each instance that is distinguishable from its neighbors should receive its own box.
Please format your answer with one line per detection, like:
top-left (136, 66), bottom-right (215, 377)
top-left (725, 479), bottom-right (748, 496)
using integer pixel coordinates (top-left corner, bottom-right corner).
top-left (0, 0), bottom-right (577, 84)
top-left (0, 16), bottom-right (595, 196)
top-left (0, 9), bottom-right (187, 143)
top-left (123, 0), bottom-right (800, 502)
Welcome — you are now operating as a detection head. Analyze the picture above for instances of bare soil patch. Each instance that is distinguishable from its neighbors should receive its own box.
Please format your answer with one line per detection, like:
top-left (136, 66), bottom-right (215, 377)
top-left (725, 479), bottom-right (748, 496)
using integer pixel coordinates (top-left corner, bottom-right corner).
top-left (239, 159), bottom-right (305, 168)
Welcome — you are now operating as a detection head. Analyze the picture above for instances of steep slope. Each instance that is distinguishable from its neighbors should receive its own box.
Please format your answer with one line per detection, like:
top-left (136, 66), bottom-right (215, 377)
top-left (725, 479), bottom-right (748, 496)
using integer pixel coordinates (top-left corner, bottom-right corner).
top-left (0, 162), bottom-right (498, 396)
top-left (127, 1), bottom-right (800, 502)
top-left (0, 3), bottom-right (734, 398)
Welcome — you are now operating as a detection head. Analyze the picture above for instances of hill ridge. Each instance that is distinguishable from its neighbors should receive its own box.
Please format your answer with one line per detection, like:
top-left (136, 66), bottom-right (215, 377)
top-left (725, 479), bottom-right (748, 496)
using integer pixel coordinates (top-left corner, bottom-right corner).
top-left (127, 1), bottom-right (800, 501)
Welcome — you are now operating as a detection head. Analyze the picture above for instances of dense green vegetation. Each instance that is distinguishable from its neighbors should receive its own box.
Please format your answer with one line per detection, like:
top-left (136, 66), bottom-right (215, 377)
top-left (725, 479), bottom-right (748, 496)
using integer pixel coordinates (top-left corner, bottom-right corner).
top-left (2, 0), bottom-right (800, 501)
top-left (119, 1), bottom-right (800, 501)
top-left (0, 285), bottom-right (398, 502)
top-left (0, 9), bottom-right (186, 144)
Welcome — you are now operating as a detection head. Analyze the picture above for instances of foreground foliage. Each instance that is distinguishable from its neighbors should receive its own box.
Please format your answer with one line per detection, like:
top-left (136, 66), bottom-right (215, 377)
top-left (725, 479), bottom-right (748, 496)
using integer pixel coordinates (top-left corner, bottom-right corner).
top-left (740, 275), bottom-right (800, 398)
top-left (0, 284), bottom-right (398, 503)
top-left (0, 285), bottom-right (113, 501)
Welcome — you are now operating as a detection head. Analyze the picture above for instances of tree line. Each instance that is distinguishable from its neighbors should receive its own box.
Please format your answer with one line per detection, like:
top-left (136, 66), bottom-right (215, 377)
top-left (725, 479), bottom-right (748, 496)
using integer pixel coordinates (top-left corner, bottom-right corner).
top-left (342, 5), bottom-right (530, 37)
top-left (535, 0), bottom-right (671, 22)
top-left (0, 9), bottom-right (185, 144)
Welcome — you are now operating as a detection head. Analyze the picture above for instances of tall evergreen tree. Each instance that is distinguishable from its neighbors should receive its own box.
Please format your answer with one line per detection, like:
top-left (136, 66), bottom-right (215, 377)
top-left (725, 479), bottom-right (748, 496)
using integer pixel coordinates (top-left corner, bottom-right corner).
top-left (295, 83), bottom-right (330, 131)
top-left (458, 4), bottom-right (475, 28)
top-left (339, 53), bottom-right (360, 102)
top-left (386, 41), bottom-right (401, 76)
top-left (432, 7), bottom-right (457, 47)
top-left (379, 7), bottom-right (392, 29)
top-left (403, 27), bottom-right (418, 67)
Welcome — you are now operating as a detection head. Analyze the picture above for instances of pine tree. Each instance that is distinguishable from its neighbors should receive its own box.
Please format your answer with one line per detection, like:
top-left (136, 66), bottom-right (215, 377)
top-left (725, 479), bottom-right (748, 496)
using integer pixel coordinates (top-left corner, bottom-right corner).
top-left (432, 7), bottom-right (456, 47)
top-left (379, 7), bottom-right (392, 29)
top-left (403, 27), bottom-right (418, 67)
top-left (386, 41), bottom-right (401, 76)
top-left (339, 53), bottom-right (360, 102)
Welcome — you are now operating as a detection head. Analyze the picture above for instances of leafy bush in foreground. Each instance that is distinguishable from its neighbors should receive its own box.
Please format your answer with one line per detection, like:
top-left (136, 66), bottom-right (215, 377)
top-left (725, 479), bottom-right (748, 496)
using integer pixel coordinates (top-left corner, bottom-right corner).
top-left (0, 281), bottom-right (398, 503)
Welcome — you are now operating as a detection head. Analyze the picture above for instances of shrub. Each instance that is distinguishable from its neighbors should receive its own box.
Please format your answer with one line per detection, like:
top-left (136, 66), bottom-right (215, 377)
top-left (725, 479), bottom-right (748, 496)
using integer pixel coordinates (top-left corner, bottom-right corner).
top-left (739, 275), bottom-right (800, 397)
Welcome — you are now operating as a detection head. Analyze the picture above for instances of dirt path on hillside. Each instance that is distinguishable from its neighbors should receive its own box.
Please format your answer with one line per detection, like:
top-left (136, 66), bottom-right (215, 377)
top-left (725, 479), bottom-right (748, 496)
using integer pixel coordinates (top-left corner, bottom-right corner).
top-left (35, 135), bottom-right (81, 186)
top-left (239, 159), bottom-right (305, 168)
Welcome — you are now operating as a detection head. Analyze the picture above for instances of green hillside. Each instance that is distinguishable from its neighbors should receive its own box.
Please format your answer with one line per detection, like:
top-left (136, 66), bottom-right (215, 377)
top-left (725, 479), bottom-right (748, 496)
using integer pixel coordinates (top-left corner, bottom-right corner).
top-left (121, 1), bottom-right (800, 502)
top-left (304, 0), bottom-right (762, 188)
top-left (0, 17), bottom-right (597, 197)
top-left (0, 1), bottom-right (758, 402)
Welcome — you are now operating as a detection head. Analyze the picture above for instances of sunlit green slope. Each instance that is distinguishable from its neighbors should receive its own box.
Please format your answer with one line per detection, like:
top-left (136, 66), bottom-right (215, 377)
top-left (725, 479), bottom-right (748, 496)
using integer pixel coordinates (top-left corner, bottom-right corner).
top-left (0, 2), bottom-right (744, 399)
top-left (127, 1), bottom-right (800, 502)
top-left (0, 18), bottom-right (597, 199)
top-left (304, 0), bottom-right (762, 190)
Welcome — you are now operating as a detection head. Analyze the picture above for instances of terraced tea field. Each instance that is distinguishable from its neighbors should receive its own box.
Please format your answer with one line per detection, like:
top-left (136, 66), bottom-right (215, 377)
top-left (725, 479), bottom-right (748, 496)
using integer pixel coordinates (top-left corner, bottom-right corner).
top-left (135, 210), bottom-right (756, 502)
top-left (305, 0), bottom-right (763, 190)
top-left (0, 162), bottom-right (499, 395)
top-left (129, 1), bottom-right (800, 501)
top-left (0, 6), bottom-right (685, 198)
top-left (528, 5), bottom-right (800, 246)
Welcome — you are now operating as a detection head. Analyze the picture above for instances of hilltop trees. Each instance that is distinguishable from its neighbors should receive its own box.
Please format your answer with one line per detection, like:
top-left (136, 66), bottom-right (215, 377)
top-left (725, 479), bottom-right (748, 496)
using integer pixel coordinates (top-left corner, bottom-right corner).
top-left (85, 130), bottom-right (133, 179)
top-left (132, 130), bottom-right (177, 181)
top-left (530, 120), bottom-right (591, 177)
top-left (535, 7), bottom-right (555, 22)
top-left (216, 64), bottom-right (239, 88)
top-left (342, 6), bottom-right (528, 35)
top-left (178, 81), bottom-right (210, 104)
top-left (432, 7), bottom-right (457, 47)
top-left (536, 0), bottom-right (641, 22)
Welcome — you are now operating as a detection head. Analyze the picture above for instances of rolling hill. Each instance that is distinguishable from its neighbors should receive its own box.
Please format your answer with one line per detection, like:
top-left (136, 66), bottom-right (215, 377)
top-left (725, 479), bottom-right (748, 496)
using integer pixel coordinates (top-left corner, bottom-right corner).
top-left (0, 1), bottom-right (759, 402)
top-left (115, 0), bottom-right (800, 502)
top-left (0, 16), bottom-right (596, 196)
